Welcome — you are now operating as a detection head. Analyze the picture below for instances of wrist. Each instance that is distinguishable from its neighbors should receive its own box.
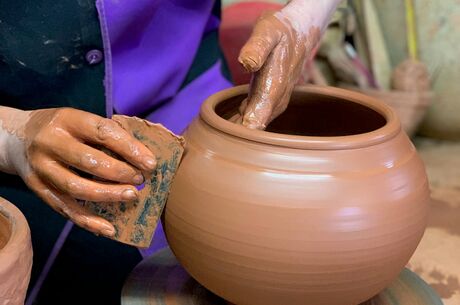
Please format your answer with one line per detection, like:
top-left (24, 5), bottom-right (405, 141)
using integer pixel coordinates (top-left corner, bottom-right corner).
top-left (0, 107), bottom-right (31, 175)
top-left (277, 0), bottom-right (342, 34)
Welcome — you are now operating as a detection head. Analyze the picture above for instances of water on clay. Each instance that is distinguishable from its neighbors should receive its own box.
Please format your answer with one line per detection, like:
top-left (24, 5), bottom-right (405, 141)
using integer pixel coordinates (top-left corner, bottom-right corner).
top-left (0, 212), bottom-right (11, 249)
top-left (217, 92), bottom-right (387, 136)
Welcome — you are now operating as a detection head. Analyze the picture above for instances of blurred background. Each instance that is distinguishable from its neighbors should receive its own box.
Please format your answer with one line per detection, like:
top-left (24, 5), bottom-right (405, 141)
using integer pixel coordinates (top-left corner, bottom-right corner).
top-left (219, 0), bottom-right (460, 304)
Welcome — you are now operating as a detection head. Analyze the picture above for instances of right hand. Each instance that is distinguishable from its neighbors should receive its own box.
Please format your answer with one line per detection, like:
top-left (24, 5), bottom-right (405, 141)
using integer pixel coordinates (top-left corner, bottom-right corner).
top-left (2, 107), bottom-right (156, 237)
top-left (237, 11), bottom-right (316, 130)
top-left (236, 0), bottom-right (341, 130)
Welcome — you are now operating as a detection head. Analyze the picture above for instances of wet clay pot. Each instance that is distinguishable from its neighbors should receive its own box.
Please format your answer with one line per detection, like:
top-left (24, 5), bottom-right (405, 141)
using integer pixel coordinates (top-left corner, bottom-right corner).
top-left (164, 85), bottom-right (430, 305)
top-left (0, 197), bottom-right (33, 305)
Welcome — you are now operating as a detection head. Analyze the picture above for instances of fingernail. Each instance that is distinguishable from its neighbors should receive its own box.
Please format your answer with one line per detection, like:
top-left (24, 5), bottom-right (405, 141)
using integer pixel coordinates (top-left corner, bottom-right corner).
top-left (240, 57), bottom-right (257, 72)
top-left (132, 174), bottom-right (144, 185)
top-left (102, 228), bottom-right (115, 237)
top-left (99, 221), bottom-right (115, 236)
top-left (142, 156), bottom-right (156, 170)
top-left (122, 189), bottom-right (138, 201)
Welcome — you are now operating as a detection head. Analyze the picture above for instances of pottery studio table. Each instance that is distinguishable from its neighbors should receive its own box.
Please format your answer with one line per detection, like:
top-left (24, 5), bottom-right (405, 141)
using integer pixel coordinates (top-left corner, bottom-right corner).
top-left (406, 138), bottom-right (460, 305)
top-left (121, 137), bottom-right (460, 305)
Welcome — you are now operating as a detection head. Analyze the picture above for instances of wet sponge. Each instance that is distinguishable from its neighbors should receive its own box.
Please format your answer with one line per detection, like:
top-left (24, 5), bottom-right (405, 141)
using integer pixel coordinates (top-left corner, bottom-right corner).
top-left (85, 115), bottom-right (185, 248)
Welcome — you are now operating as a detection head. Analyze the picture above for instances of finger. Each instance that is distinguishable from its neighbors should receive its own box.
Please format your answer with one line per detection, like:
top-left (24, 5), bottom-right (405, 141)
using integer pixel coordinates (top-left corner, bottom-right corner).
top-left (238, 14), bottom-right (282, 72)
top-left (270, 71), bottom-right (298, 122)
top-left (228, 113), bottom-right (242, 124)
top-left (270, 91), bottom-right (291, 123)
top-left (241, 44), bottom-right (289, 129)
top-left (48, 137), bottom-right (144, 185)
top-left (65, 110), bottom-right (156, 172)
top-left (228, 99), bottom-right (248, 124)
top-left (238, 97), bottom-right (249, 115)
top-left (241, 97), bottom-right (274, 130)
top-left (34, 155), bottom-right (139, 202)
top-left (24, 173), bottom-right (115, 237)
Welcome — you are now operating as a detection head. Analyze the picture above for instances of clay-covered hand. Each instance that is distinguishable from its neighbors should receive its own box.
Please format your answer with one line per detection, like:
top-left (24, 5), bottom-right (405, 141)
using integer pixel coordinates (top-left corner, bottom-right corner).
top-left (0, 107), bottom-right (156, 237)
top-left (237, 0), bottom-right (342, 129)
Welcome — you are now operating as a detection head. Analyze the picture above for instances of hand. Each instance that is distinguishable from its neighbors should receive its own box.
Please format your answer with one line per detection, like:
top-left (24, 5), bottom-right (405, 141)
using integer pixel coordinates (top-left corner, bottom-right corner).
top-left (0, 107), bottom-right (156, 237)
top-left (237, 0), bottom-right (341, 130)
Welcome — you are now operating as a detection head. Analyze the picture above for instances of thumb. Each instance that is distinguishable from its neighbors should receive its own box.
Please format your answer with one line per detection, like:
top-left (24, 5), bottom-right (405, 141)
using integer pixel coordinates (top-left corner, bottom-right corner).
top-left (238, 14), bottom-right (281, 72)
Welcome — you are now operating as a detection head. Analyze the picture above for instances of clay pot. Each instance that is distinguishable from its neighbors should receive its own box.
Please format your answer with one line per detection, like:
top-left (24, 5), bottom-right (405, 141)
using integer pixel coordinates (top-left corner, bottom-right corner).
top-left (0, 197), bottom-right (33, 305)
top-left (164, 85), bottom-right (430, 305)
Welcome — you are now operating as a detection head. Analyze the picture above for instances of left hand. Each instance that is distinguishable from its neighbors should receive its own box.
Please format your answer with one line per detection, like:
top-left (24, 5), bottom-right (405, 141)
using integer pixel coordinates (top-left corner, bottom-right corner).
top-left (0, 106), bottom-right (156, 237)
top-left (237, 0), bottom-right (341, 130)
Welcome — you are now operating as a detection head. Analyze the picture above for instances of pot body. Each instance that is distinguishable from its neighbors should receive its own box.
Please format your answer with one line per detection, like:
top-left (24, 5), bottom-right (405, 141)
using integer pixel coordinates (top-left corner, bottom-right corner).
top-left (165, 86), bottom-right (430, 305)
top-left (0, 197), bottom-right (33, 305)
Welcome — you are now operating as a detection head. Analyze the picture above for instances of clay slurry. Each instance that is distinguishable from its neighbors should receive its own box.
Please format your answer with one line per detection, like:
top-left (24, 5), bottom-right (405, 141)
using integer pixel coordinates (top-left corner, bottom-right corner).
top-left (84, 116), bottom-right (185, 248)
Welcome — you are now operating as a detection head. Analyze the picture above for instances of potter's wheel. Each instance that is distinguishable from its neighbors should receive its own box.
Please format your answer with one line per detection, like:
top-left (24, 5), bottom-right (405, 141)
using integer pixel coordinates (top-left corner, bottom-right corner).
top-left (122, 248), bottom-right (443, 305)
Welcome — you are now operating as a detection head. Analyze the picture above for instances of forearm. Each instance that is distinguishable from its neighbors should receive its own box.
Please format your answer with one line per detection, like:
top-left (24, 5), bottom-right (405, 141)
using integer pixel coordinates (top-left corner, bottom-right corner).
top-left (277, 0), bottom-right (343, 34)
top-left (0, 106), bottom-right (30, 175)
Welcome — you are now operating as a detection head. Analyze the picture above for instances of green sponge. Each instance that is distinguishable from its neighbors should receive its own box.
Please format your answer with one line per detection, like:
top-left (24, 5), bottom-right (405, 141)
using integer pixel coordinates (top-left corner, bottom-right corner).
top-left (84, 115), bottom-right (185, 248)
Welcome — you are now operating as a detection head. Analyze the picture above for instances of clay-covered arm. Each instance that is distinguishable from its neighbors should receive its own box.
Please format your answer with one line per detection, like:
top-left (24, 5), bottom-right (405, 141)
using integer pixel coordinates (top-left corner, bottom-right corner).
top-left (238, 0), bottom-right (342, 129)
top-left (0, 106), bottom-right (157, 237)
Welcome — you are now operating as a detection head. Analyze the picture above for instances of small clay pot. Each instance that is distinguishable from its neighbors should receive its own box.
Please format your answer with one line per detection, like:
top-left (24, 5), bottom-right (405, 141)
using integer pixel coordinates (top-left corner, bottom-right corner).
top-left (165, 85), bottom-right (430, 305)
top-left (0, 197), bottom-right (33, 305)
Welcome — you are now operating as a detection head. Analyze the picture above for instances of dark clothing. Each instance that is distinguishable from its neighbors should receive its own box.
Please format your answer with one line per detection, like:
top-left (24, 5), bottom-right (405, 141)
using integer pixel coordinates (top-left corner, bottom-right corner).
top-left (0, 1), bottom-right (141, 304)
top-left (0, 0), bottom-right (228, 304)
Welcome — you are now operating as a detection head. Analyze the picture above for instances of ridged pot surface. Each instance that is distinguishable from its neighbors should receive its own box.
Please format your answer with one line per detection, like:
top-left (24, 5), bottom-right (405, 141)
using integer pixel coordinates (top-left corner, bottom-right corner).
top-left (0, 197), bottom-right (33, 305)
top-left (165, 85), bottom-right (430, 305)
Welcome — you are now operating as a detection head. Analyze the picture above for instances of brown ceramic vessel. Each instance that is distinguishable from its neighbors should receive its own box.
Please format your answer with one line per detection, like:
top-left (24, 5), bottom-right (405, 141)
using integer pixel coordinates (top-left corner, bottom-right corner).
top-left (164, 85), bottom-right (430, 305)
top-left (0, 197), bottom-right (33, 305)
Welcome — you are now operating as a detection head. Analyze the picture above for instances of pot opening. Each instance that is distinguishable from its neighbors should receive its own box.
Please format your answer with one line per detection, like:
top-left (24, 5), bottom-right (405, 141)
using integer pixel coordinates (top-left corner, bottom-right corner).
top-left (216, 92), bottom-right (387, 137)
top-left (0, 212), bottom-right (12, 250)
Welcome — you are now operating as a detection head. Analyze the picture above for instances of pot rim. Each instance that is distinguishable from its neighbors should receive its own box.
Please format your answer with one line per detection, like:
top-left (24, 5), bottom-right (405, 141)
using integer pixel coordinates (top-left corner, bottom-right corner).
top-left (200, 85), bottom-right (402, 150)
top-left (0, 198), bottom-right (30, 258)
